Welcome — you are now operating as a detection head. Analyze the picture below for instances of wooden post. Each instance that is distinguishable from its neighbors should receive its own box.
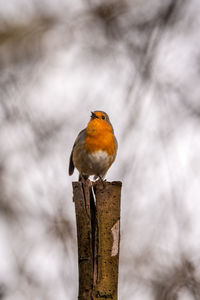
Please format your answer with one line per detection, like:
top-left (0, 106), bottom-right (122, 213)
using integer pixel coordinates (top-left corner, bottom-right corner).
top-left (73, 180), bottom-right (122, 300)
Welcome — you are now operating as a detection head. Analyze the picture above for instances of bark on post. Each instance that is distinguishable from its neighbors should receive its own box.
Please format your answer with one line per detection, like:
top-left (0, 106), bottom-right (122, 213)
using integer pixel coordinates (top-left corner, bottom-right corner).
top-left (73, 181), bottom-right (93, 299)
top-left (73, 180), bottom-right (122, 300)
top-left (93, 181), bottom-right (121, 300)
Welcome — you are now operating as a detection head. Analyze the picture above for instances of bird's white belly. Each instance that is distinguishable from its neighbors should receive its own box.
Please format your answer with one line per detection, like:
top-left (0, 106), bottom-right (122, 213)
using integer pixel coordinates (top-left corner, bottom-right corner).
top-left (88, 150), bottom-right (112, 176)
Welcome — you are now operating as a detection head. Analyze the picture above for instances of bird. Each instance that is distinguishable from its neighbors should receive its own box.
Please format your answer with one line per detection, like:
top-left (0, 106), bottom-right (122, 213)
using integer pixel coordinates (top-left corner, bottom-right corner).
top-left (68, 111), bottom-right (117, 181)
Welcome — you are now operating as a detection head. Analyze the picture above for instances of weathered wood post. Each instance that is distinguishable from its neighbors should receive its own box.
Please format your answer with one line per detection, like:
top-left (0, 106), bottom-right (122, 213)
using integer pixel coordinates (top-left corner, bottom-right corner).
top-left (73, 180), bottom-right (122, 300)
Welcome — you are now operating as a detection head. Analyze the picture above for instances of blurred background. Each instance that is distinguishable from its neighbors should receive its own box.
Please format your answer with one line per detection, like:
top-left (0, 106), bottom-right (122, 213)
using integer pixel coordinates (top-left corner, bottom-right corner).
top-left (1, 0), bottom-right (200, 299)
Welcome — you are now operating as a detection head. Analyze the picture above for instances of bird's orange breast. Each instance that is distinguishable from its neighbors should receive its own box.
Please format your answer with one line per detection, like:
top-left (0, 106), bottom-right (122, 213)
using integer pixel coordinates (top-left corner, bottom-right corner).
top-left (84, 119), bottom-right (116, 156)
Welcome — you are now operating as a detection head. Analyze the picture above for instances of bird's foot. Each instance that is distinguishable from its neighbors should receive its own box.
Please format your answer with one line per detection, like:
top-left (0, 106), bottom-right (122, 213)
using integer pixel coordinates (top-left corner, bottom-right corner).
top-left (97, 176), bottom-right (106, 189)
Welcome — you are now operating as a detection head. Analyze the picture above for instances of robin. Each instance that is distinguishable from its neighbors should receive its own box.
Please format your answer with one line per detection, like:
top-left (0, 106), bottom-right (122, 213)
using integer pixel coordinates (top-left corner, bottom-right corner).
top-left (68, 111), bottom-right (117, 181)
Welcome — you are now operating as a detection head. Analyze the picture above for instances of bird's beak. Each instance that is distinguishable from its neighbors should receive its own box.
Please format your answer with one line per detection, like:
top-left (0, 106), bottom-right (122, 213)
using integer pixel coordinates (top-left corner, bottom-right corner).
top-left (91, 111), bottom-right (98, 119)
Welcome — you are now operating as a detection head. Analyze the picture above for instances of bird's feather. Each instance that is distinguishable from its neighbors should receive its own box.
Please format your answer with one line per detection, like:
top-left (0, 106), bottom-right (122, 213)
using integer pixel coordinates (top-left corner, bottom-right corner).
top-left (68, 129), bottom-right (86, 176)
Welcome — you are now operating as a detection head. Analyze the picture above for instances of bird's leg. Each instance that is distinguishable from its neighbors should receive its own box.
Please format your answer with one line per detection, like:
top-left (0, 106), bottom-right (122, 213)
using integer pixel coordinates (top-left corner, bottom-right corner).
top-left (79, 174), bottom-right (88, 182)
top-left (98, 175), bottom-right (106, 189)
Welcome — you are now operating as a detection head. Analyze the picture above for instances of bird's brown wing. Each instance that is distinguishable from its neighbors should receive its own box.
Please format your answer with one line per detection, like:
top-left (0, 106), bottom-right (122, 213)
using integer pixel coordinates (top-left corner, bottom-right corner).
top-left (114, 136), bottom-right (118, 152)
top-left (68, 129), bottom-right (86, 176)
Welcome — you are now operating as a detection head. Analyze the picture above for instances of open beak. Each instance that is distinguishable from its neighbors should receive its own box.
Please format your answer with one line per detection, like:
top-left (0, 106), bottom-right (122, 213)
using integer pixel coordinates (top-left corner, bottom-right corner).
top-left (91, 111), bottom-right (98, 119)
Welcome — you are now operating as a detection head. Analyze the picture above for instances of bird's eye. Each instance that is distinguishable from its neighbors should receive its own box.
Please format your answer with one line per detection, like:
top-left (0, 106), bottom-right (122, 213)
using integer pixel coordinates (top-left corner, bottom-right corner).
top-left (102, 115), bottom-right (105, 120)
